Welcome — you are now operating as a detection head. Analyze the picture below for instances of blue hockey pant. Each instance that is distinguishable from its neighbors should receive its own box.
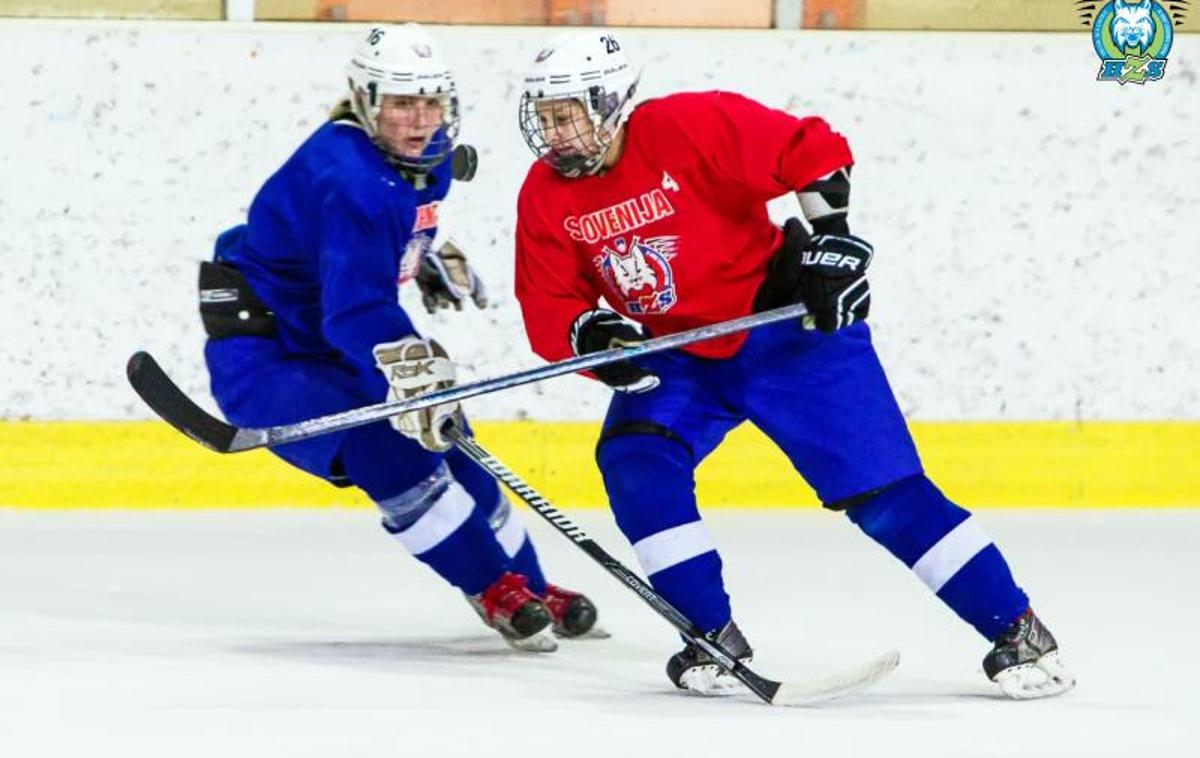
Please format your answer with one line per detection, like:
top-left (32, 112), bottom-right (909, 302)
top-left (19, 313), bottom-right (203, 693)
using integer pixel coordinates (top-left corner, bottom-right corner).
top-left (205, 336), bottom-right (545, 596)
top-left (596, 320), bottom-right (1028, 640)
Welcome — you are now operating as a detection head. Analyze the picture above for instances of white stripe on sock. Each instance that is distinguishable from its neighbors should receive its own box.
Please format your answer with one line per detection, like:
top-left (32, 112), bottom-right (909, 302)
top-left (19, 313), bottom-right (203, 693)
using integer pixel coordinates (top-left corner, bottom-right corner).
top-left (633, 521), bottom-right (716, 576)
top-left (912, 517), bottom-right (993, 593)
top-left (493, 509), bottom-right (528, 558)
top-left (389, 480), bottom-right (474, 556)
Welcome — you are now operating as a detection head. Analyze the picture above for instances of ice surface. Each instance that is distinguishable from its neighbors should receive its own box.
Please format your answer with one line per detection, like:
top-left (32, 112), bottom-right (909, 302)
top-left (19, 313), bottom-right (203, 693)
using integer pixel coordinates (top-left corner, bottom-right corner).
top-left (1, 508), bottom-right (1196, 757)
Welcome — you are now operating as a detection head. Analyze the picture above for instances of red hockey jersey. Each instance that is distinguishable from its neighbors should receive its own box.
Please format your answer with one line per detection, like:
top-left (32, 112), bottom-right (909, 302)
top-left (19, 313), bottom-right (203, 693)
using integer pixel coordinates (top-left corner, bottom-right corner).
top-left (515, 91), bottom-right (853, 362)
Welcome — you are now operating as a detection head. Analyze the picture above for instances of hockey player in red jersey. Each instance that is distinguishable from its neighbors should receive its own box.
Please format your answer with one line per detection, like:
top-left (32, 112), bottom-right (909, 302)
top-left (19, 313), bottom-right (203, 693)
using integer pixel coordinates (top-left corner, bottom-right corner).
top-left (513, 30), bottom-right (1075, 699)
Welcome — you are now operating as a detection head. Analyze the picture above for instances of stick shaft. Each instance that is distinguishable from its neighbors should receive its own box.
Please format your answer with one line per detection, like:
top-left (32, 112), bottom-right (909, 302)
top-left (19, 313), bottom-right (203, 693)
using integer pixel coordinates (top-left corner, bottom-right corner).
top-left (445, 426), bottom-right (782, 703)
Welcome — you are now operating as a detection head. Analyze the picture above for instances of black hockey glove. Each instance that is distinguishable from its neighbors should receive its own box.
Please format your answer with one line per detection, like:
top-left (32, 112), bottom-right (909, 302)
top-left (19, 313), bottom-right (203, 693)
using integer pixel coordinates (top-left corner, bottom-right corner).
top-left (569, 309), bottom-right (660, 394)
top-left (753, 218), bottom-right (811, 313)
top-left (796, 231), bottom-right (873, 332)
top-left (753, 218), bottom-right (873, 333)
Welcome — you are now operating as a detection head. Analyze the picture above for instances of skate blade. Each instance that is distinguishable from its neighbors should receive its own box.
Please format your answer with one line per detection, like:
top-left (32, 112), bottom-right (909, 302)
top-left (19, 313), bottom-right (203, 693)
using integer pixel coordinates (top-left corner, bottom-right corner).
top-left (680, 664), bottom-right (749, 697)
top-left (994, 651), bottom-right (1076, 700)
top-left (770, 649), bottom-right (900, 707)
top-left (554, 624), bottom-right (611, 640)
top-left (503, 628), bottom-right (558, 653)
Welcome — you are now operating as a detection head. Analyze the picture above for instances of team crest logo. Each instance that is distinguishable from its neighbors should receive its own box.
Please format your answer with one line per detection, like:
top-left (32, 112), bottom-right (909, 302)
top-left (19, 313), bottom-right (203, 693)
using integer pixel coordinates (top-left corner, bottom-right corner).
top-left (398, 233), bottom-right (431, 284)
top-left (595, 235), bottom-right (679, 315)
top-left (1076, 1), bottom-right (1188, 84)
top-left (413, 201), bottom-right (439, 233)
top-left (397, 203), bottom-right (439, 284)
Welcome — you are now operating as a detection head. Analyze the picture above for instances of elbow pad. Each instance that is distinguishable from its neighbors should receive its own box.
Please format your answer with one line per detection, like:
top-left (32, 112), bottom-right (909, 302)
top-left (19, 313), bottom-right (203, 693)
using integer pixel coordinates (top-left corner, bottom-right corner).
top-left (798, 166), bottom-right (851, 236)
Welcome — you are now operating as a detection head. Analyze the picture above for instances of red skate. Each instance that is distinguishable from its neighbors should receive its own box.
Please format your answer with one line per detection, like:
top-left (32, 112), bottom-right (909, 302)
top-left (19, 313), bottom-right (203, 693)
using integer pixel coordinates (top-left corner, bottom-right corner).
top-left (466, 572), bottom-right (556, 652)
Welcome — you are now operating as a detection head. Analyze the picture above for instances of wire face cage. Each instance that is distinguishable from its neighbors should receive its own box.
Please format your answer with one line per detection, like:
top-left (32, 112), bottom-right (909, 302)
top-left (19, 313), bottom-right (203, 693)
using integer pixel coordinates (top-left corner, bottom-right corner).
top-left (519, 88), bottom-right (616, 177)
top-left (351, 84), bottom-right (462, 173)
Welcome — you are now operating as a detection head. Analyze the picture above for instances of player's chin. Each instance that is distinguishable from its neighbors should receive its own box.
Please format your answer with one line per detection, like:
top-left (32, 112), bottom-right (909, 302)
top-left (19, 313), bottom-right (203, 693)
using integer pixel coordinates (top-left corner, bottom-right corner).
top-left (546, 148), bottom-right (582, 167)
top-left (547, 149), bottom-right (594, 176)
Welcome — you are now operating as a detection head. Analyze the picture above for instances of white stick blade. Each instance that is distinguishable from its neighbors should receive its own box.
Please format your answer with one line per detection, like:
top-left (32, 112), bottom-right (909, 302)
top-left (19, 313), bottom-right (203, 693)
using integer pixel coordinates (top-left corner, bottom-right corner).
top-left (771, 650), bottom-right (900, 707)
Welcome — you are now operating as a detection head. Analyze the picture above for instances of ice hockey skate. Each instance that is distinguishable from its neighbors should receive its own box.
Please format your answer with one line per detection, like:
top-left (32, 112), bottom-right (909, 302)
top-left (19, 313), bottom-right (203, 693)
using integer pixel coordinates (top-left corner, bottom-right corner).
top-left (466, 572), bottom-right (557, 652)
top-left (666, 620), bottom-right (753, 696)
top-left (541, 583), bottom-right (610, 639)
top-left (983, 608), bottom-right (1075, 699)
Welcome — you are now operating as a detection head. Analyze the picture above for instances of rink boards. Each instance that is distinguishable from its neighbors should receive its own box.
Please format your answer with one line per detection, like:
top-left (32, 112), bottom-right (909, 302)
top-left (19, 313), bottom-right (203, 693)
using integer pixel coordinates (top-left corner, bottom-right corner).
top-left (1, 420), bottom-right (1196, 509)
top-left (3, 25), bottom-right (1197, 514)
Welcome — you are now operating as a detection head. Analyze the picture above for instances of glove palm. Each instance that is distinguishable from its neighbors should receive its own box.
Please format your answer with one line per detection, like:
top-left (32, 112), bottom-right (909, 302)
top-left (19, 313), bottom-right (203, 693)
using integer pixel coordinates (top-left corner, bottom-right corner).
top-left (416, 241), bottom-right (488, 314)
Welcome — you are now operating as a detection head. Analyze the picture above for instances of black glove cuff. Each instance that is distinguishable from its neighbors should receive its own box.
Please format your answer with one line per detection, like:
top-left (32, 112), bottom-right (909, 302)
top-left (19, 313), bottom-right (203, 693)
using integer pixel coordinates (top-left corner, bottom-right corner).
top-left (593, 361), bottom-right (651, 389)
top-left (753, 218), bottom-right (811, 313)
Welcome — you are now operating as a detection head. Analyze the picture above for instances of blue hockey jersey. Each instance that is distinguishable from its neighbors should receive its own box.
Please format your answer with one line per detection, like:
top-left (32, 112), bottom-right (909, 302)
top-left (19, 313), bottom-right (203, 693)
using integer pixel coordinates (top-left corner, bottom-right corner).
top-left (214, 120), bottom-right (452, 372)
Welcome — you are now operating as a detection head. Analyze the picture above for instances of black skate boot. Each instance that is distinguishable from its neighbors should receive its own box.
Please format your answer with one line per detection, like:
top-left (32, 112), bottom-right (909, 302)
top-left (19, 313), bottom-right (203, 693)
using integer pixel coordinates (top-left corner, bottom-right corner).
top-left (466, 572), bottom-right (556, 652)
top-left (983, 608), bottom-right (1075, 699)
top-left (541, 583), bottom-right (609, 639)
top-left (666, 620), bottom-right (753, 696)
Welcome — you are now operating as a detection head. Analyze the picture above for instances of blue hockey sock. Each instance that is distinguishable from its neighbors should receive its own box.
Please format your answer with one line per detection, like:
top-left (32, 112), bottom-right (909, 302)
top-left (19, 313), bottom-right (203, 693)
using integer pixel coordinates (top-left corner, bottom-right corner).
top-left (642, 551), bottom-right (730, 633)
top-left (339, 425), bottom-right (511, 596)
top-left (508, 538), bottom-right (547, 596)
top-left (598, 434), bottom-right (731, 632)
top-left (484, 494), bottom-right (547, 595)
top-left (446, 448), bottom-right (547, 595)
top-left (380, 501), bottom-right (510, 597)
top-left (845, 474), bottom-right (1029, 640)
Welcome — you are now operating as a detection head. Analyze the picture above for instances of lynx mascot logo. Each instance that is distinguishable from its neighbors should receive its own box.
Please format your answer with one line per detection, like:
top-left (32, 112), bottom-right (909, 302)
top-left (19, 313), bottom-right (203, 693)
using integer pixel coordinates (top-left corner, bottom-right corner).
top-left (1077, 1), bottom-right (1188, 84)
top-left (595, 235), bottom-right (679, 315)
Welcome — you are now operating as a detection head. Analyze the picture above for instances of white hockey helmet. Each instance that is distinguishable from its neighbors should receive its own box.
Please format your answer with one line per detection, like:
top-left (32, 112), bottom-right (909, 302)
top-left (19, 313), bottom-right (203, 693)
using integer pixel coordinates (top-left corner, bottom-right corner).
top-left (518, 30), bottom-right (639, 177)
top-left (346, 23), bottom-right (460, 171)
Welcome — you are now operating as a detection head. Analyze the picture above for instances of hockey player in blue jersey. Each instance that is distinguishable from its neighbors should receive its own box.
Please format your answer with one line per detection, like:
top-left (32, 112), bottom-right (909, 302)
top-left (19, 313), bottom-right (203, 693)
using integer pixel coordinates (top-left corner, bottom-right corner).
top-left (513, 31), bottom-right (1074, 698)
top-left (199, 24), bottom-right (600, 651)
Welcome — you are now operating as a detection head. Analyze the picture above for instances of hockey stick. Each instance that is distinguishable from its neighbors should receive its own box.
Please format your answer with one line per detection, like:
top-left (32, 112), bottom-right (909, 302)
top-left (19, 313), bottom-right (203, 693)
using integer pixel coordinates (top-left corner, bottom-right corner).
top-left (444, 424), bottom-right (900, 706)
top-left (126, 302), bottom-right (809, 454)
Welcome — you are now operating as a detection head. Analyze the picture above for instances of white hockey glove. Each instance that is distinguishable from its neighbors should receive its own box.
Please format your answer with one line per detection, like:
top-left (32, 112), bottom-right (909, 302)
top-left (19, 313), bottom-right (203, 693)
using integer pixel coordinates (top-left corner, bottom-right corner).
top-left (416, 240), bottom-right (488, 314)
top-left (372, 336), bottom-right (462, 452)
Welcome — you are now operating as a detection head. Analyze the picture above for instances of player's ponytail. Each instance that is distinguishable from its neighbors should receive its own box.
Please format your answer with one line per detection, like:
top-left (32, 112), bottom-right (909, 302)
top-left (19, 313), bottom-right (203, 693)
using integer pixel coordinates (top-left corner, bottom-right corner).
top-left (328, 99), bottom-right (360, 125)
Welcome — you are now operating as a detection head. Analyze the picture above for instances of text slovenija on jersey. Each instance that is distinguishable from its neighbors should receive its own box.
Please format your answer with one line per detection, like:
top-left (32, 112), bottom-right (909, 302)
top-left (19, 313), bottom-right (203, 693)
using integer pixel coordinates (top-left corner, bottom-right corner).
top-left (516, 91), bottom-right (853, 362)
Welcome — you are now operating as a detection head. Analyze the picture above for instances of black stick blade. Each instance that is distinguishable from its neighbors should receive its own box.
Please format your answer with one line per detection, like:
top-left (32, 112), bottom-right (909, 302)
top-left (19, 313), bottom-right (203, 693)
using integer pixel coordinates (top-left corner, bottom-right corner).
top-left (126, 351), bottom-right (239, 453)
